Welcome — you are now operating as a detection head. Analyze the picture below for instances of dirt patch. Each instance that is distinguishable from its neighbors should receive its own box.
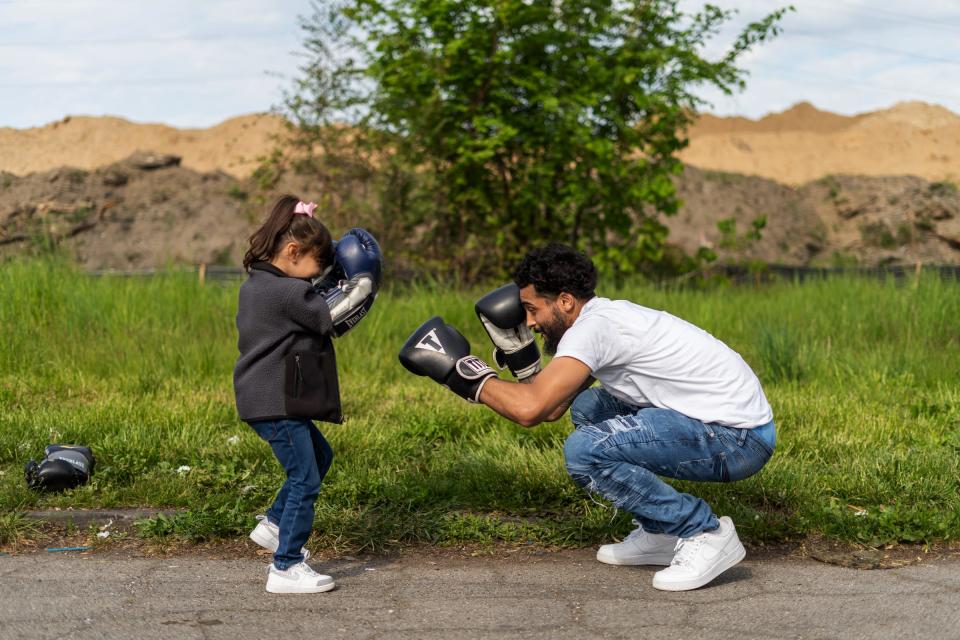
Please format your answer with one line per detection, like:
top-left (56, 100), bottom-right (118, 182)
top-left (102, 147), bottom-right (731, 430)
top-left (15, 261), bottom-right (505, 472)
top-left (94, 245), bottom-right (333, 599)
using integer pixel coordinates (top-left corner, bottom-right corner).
top-left (4, 522), bottom-right (958, 571)
top-left (796, 535), bottom-right (960, 570)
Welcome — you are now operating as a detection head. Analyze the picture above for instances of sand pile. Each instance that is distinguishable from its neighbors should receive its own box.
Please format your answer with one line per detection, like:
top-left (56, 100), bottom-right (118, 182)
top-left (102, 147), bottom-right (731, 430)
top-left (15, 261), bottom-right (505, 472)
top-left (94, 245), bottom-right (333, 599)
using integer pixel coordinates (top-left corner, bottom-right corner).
top-left (1, 101), bottom-right (959, 186)
top-left (0, 113), bottom-right (286, 179)
top-left (681, 101), bottom-right (960, 185)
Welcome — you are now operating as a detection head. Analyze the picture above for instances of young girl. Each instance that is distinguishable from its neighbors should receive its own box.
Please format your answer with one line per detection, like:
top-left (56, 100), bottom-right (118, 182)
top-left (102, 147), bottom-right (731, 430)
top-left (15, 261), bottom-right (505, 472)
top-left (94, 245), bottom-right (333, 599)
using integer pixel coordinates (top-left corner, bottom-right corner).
top-left (233, 195), bottom-right (380, 594)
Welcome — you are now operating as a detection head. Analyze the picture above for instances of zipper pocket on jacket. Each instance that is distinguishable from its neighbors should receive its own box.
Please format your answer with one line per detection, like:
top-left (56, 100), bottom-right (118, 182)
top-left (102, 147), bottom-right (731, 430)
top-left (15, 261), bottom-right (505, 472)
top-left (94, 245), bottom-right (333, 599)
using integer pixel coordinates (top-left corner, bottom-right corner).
top-left (295, 353), bottom-right (302, 397)
top-left (283, 348), bottom-right (342, 423)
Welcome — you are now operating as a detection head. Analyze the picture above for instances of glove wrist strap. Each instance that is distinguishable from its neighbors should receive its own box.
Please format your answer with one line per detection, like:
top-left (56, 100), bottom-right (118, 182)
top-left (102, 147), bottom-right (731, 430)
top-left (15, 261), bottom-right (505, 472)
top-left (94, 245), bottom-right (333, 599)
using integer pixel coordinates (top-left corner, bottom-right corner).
top-left (499, 341), bottom-right (541, 380)
top-left (448, 356), bottom-right (497, 402)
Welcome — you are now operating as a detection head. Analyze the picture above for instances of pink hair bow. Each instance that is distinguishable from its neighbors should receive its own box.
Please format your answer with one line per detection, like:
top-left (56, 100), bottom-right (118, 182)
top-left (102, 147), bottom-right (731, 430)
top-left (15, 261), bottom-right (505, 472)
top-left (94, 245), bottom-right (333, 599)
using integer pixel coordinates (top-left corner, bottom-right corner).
top-left (294, 201), bottom-right (317, 217)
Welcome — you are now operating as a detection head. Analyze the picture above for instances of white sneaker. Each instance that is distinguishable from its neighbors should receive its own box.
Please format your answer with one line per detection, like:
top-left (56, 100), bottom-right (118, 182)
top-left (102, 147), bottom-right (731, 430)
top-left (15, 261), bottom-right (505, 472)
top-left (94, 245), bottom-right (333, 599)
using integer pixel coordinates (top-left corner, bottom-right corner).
top-left (249, 515), bottom-right (311, 561)
top-left (596, 521), bottom-right (678, 566)
top-left (265, 561), bottom-right (335, 594)
top-left (652, 516), bottom-right (746, 592)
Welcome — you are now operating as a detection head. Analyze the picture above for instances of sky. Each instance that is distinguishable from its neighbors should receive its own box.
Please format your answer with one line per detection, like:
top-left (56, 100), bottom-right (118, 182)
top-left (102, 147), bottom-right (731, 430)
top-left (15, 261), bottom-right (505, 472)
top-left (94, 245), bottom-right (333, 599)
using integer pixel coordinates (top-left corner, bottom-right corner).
top-left (1, 0), bottom-right (959, 129)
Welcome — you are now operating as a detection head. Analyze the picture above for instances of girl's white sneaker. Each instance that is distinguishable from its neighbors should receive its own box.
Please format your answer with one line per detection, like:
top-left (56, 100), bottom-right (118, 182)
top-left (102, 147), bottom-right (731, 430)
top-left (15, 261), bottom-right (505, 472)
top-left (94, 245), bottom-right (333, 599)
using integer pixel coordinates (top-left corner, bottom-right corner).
top-left (265, 561), bottom-right (335, 594)
top-left (249, 515), bottom-right (311, 561)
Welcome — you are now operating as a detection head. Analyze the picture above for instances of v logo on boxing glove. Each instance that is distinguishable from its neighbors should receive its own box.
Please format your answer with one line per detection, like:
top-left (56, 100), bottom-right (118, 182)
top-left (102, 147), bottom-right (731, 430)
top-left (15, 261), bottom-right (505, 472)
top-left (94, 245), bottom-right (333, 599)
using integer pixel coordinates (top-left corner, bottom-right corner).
top-left (399, 317), bottom-right (498, 403)
top-left (415, 329), bottom-right (446, 354)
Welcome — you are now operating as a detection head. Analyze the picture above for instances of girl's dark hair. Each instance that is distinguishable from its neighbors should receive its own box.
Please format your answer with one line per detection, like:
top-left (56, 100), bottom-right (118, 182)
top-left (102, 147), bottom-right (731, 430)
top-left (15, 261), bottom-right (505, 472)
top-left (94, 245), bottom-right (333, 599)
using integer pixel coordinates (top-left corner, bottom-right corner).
top-left (243, 195), bottom-right (334, 271)
top-left (513, 242), bottom-right (597, 300)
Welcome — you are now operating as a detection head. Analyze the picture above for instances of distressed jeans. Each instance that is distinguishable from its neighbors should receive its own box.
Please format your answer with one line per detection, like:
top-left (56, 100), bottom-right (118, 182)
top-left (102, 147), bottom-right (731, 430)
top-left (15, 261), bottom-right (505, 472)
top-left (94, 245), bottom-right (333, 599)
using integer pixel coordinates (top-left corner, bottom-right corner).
top-left (248, 418), bottom-right (334, 569)
top-left (564, 388), bottom-right (775, 539)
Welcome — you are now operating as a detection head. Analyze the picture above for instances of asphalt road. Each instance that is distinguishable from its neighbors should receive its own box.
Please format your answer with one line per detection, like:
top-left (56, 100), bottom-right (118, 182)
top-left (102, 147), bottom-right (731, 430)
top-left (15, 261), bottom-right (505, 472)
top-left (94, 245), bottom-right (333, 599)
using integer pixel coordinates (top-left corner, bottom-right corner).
top-left (1, 548), bottom-right (958, 639)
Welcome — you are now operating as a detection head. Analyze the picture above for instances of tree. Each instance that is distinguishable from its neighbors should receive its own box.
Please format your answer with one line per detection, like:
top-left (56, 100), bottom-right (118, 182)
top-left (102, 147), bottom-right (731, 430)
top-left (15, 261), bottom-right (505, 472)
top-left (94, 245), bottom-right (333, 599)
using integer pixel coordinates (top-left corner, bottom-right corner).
top-left (279, 0), bottom-right (790, 279)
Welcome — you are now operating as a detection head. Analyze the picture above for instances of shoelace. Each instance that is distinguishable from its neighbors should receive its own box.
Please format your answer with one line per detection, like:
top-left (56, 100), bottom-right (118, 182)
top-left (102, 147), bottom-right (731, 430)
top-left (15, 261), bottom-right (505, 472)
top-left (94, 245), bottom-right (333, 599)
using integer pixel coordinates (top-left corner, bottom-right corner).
top-left (291, 562), bottom-right (320, 577)
top-left (670, 536), bottom-right (704, 567)
top-left (622, 521), bottom-right (647, 543)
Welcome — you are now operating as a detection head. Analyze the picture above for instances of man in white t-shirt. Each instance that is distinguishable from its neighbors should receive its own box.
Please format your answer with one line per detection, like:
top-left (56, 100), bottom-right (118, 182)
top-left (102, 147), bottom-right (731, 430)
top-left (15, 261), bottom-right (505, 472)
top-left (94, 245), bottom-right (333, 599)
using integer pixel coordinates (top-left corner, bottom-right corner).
top-left (399, 243), bottom-right (776, 592)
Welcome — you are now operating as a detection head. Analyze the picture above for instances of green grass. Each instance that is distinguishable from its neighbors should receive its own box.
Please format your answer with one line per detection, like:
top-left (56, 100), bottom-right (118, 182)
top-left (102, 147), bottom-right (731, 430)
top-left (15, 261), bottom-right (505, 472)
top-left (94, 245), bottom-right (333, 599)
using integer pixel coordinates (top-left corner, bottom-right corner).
top-left (1, 258), bottom-right (959, 550)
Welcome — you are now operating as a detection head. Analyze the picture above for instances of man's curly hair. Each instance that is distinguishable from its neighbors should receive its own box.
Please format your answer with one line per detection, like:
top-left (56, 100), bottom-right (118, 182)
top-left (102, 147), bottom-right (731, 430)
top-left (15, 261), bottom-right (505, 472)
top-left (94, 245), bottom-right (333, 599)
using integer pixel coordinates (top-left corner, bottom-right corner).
top-left (513, 243), bottom-right (597, 301)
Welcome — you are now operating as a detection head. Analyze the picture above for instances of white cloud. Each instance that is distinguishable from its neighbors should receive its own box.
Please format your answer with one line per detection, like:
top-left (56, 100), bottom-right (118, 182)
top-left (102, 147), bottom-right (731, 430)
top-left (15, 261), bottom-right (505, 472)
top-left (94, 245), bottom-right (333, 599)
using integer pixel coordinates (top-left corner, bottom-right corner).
top-left (678, 0), bottom-right (960, 117)
top-left (0, 0), bottom-right (309, 127)
top-left (1, 0), bottom-right (959, 127)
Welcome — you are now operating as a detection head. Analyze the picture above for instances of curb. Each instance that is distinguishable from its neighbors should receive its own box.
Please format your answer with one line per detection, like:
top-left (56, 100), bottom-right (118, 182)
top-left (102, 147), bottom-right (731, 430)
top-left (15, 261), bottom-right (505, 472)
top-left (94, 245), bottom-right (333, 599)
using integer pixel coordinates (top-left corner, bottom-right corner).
top-left (23, 508), bottom-right (185, 527)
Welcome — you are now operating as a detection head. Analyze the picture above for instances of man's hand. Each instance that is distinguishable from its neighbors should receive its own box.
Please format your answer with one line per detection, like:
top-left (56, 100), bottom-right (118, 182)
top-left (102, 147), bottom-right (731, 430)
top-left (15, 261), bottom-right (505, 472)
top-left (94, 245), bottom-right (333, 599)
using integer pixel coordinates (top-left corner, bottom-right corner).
top-left (398, 316), bottom-right (498, 403)
top-left (475, 283), bottom-right (541, 381)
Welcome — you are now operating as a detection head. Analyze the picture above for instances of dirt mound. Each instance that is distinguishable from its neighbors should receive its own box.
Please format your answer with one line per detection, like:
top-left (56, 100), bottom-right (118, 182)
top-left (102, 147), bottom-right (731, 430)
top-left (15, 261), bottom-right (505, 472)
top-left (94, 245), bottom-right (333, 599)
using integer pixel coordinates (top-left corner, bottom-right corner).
top-left (0, 156), bottom-right (250, 269)
top-left (0, 114), bottom-right (285, 179)
top-left (689, 101), bottom-right (860, 137)
top-left (668, 167), bottom-right (960, 268)
top-left (2, 101), bottom-right (960, 188)
top-left (859, 101), bottom-right (960, 129)
top-left (3, 101), bottom-right (960, 270)
top-left (3, 153), bottom-right (958, 271)
top-left (681, 101), bottom-right (960, 185)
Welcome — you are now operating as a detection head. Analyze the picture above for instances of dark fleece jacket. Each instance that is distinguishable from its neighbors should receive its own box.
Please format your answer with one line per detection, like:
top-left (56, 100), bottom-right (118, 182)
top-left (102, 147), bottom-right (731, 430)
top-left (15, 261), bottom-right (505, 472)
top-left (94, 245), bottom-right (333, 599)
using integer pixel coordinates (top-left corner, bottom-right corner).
top-left (233, 262), bottom-right (342, 423)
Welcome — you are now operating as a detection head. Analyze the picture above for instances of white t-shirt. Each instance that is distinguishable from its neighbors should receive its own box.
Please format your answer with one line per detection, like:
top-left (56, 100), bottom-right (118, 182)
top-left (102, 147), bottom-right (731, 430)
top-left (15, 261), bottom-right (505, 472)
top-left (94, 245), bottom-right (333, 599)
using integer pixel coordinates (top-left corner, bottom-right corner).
top-left (555, 297), bottom-right (773, 428)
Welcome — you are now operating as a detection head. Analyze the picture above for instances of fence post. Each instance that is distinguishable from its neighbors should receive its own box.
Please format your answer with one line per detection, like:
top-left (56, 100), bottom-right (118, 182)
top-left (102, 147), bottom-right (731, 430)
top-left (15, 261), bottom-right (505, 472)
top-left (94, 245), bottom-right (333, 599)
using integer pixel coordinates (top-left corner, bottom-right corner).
top-left (198, 263), bottom-right (206, 285)
top-left (913, 261), bottom-right (922, 289)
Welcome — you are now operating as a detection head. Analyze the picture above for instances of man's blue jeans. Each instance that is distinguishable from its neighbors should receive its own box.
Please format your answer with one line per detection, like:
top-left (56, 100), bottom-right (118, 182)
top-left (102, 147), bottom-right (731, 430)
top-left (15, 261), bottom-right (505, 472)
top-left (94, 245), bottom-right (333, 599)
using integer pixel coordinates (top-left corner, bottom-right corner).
top-left (249, 418), bottom-right (333, 569)
top-left (564, 388), bottom-right (775, 539)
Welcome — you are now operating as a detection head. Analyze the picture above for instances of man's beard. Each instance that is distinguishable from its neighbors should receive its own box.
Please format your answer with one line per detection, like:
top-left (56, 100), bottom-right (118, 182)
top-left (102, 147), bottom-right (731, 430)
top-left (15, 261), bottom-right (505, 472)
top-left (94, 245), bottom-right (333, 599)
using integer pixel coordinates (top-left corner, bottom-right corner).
top-left (538, 308), bottom-right (569, 356)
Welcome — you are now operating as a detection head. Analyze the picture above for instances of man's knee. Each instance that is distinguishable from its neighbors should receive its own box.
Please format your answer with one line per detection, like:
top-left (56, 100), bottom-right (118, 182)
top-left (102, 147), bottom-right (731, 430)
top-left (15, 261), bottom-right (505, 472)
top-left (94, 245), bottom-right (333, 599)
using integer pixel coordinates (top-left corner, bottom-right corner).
top-left (563, 428), bottom-right (602, 487)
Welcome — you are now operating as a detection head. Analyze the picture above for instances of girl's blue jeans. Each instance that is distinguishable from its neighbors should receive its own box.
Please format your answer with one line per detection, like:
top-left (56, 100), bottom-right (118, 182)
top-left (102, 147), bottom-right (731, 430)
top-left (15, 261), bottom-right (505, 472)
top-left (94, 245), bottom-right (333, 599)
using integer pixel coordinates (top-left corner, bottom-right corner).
top-left (564, 388), bottom-right (775, 539)
top-left (248, 418), bottom-right (333, 569)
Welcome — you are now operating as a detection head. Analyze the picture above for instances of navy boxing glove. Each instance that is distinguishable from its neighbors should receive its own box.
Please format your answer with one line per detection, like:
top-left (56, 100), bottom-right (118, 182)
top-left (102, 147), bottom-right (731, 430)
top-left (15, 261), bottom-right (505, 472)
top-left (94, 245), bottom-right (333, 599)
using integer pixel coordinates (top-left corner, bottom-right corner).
top-left (475, 283), bottom-right (541, 381)
top-left (24, 444), bottom-right (95, 492)
top-left (314, 228), bottom-right (382, 291)
top-left (315, 228), bottom-right (383, 337)
top-left (398, 317), bottom-right (497, 403)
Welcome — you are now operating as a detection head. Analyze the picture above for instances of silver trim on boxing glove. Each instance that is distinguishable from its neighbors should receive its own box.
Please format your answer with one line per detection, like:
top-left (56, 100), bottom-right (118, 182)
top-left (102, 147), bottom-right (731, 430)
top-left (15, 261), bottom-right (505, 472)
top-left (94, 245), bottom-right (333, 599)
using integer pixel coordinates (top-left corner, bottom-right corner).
top-left (478, 314), bottom-right (541, 381)
top-left (323, 274), bottom-right (376, 337)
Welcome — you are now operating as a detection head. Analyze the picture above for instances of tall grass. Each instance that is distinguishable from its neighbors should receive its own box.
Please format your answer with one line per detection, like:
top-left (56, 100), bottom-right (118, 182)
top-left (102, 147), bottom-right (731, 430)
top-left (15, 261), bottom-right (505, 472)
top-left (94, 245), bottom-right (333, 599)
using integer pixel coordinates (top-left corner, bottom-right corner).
top-left (1, 258), bottom-right (959, 549)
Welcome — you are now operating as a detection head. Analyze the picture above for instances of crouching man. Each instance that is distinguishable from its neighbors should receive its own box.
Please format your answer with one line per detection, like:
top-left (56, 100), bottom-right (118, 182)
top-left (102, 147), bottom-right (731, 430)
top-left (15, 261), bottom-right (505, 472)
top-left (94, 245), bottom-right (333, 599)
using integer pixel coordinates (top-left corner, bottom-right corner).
top-left (399, 243), bottom-right (776, 591)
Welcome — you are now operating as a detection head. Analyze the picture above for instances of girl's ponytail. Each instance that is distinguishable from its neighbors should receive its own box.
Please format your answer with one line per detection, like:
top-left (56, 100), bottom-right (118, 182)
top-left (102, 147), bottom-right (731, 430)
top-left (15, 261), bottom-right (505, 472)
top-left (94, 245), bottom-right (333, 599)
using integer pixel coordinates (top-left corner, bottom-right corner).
top-left (243, 195), bottom-right (334, 271)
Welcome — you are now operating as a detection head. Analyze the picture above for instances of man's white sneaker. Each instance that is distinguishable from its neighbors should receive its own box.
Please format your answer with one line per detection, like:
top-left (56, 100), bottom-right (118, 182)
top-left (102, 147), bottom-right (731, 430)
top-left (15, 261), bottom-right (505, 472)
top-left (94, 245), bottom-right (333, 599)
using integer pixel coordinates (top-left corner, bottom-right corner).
top-left (596, 521), bottom-right (678, 566)
top-left (248, 515), bottom-right (311, 561)
top-left (265, 562), bottom-right (335, 594)
top-left (652, 516), bottom-right (746, 592)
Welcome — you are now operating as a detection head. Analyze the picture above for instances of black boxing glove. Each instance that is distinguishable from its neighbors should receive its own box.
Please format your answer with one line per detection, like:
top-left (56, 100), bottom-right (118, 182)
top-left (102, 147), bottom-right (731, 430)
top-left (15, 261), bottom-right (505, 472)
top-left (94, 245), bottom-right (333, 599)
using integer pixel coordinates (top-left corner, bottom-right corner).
top-left (398, 316), bottom-right (497, 403)
top-left (24, 444), bottom-right (95, 492)
top-left (475, 283), bottom-right (541, 381)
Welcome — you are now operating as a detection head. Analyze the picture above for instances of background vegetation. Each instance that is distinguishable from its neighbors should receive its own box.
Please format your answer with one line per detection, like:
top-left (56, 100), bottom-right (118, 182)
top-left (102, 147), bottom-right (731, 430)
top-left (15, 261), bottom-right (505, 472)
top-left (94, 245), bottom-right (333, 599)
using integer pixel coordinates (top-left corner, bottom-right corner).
top-left (2, 259), bottom-right (958, 550)
top-left (265, 0), bottom-right (790, 280)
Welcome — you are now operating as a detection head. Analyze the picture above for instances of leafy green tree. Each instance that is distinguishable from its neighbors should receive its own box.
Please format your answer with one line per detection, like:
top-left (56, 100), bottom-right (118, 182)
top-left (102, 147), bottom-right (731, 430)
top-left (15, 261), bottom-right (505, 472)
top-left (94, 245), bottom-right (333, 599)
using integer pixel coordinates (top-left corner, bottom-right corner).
top-left (280, 0), bottom-right (790, 279)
